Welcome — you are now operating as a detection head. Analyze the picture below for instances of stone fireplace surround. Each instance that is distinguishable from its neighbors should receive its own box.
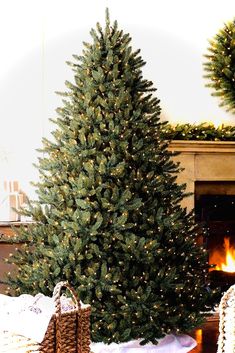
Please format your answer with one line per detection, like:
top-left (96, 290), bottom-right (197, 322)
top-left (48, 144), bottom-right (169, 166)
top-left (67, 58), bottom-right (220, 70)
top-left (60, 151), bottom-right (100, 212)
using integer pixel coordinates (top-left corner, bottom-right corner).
top-left (168, 140), bottom-right (235, 212)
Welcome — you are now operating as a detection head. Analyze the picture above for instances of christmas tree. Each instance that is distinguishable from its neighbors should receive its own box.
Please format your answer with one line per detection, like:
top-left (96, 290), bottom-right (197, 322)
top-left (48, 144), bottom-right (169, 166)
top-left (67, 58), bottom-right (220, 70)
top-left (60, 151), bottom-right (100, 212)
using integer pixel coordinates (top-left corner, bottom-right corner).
top-left (8, 10), bottom-right (215, 344)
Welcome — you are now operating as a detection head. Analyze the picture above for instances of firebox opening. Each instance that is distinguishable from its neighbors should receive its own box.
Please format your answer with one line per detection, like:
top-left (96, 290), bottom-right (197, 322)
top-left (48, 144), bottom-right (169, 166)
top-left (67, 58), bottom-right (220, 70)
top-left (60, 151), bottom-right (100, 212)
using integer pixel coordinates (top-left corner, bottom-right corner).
top-left (195, 181), bottom-right (235, 288)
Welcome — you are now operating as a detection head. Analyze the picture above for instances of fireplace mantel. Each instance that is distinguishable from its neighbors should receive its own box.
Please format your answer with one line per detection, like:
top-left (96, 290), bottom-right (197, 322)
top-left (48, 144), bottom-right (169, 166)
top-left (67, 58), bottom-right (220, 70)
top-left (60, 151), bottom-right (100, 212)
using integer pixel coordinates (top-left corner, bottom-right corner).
top-left (168, 140), bottom-right (235, 211)
top-left (169, 140), bottom-right (235, 153)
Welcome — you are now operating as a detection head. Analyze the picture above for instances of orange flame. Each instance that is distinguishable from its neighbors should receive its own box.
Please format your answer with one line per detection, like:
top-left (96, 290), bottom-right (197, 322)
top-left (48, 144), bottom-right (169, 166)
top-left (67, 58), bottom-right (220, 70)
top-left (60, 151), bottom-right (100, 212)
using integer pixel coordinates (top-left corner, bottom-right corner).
top-left (210, 237), bottom-right (235, 273)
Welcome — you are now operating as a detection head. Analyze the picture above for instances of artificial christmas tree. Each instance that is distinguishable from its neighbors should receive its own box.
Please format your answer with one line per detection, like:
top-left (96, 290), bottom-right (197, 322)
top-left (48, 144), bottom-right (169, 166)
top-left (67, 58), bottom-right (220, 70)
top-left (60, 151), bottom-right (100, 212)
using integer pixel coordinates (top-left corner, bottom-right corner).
top-left (7, 10), bottom-right (215, 344)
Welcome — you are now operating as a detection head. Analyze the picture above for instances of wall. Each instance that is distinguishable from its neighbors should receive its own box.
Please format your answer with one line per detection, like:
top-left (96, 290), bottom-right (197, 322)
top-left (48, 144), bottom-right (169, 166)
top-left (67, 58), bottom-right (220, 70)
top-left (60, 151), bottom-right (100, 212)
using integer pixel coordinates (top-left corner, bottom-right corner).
top-left (0, 0), bottom-right (235, 197)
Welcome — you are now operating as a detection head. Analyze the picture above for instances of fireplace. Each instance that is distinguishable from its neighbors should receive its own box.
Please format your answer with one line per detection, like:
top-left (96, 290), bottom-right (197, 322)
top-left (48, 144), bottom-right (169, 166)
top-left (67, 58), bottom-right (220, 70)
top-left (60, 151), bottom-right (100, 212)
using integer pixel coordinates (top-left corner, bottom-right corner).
top-left (168, 140), bottom-right (235, 290)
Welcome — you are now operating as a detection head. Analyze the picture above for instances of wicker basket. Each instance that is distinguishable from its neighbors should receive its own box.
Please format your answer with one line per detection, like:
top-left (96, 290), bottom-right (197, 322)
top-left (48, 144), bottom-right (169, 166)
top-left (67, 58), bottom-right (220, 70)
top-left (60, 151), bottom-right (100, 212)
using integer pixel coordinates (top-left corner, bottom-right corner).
top-left (0, 281), bottom-right (91, 353)
top-left (40, 281), bottom-right (91, 353)
top-left (217, 284), bottom-right (235, 353)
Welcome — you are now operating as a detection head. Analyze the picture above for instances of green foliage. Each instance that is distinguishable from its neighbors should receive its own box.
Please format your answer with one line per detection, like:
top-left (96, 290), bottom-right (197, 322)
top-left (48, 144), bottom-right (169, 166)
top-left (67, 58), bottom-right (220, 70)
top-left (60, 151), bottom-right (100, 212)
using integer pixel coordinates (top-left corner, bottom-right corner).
top-left (7, 9), bottom-right (216, 344)
top-left (204, 17), bottom-right (235, 113)
top-left (162, 122), bottom-right (235, 141)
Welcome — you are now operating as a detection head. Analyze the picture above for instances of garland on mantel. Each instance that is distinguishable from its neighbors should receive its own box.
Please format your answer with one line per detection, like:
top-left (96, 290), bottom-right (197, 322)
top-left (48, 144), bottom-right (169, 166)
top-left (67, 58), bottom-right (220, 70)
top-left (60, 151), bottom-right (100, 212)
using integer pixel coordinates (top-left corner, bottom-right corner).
top-left (161, 122), bottom-right (235, 141)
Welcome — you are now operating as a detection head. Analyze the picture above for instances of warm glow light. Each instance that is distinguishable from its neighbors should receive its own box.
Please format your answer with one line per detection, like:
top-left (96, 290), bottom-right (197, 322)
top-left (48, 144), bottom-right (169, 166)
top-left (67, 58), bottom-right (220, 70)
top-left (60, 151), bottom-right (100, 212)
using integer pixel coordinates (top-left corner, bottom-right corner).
top-left (195, 329), bottom-right (202, 344)
top-left (207, 118), bottom-right (222, 128)
top-left (210, 237), bottom-right (235, 273)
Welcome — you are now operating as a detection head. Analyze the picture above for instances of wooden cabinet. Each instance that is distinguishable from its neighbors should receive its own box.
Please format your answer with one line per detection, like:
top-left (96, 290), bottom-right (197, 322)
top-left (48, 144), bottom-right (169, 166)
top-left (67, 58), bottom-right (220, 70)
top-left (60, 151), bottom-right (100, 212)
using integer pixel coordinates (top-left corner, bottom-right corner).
top-left (1, 223), bottom-right (19, 238)
top-left (0, 222), bottom-right (26, 294)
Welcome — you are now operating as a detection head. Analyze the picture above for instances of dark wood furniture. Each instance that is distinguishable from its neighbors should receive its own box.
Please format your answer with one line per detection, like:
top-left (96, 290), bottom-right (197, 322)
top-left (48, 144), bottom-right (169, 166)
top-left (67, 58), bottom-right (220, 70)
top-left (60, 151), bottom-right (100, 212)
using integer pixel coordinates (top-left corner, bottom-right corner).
top-left (189, 318), bottom-right (219, 353)
top-left (0, 222), bottom-right (27, 293)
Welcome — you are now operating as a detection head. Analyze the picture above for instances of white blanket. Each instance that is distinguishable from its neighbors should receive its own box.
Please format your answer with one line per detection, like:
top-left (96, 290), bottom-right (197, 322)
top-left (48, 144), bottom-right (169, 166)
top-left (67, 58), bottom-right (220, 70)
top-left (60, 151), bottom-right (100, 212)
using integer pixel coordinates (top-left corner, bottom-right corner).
top-left (91, 335), bottom-right (197, 353)
top-left (0, 331), bottom-right (40, 353)
top-left (0, 293), bottom-right (80, 343)
top-left (0, 293), bottom-right (56, 343)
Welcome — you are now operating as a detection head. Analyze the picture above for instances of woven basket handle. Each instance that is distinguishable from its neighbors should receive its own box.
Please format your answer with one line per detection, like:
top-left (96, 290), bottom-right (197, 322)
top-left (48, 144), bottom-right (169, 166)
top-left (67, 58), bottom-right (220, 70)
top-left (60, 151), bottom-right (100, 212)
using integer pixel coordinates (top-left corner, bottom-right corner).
top-left (53, 281), bottom-right (81, 315)
top-left (53, 281), bottom-right (81, 353)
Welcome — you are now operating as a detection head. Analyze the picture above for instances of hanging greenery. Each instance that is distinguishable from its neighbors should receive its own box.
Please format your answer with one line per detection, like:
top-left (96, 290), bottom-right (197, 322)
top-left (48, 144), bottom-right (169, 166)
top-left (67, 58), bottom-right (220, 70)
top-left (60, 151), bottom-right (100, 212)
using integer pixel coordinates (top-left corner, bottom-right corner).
top-left (161, 122), bottom-right (235, 141)
top-left (203, 18), bottom-right (235, 113)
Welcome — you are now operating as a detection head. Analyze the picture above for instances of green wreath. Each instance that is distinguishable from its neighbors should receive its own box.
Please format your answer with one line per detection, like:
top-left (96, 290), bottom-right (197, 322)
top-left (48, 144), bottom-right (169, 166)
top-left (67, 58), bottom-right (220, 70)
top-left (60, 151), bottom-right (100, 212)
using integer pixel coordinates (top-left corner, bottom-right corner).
top-left (204, 18), bottom-right (235, 113)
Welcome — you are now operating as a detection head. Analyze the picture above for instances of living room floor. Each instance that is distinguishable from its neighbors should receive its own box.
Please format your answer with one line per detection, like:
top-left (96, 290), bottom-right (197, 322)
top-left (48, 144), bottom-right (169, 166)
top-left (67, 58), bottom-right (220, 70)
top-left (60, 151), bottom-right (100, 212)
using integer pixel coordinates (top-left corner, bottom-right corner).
top-left (189, 319), bottom-right (219, 353)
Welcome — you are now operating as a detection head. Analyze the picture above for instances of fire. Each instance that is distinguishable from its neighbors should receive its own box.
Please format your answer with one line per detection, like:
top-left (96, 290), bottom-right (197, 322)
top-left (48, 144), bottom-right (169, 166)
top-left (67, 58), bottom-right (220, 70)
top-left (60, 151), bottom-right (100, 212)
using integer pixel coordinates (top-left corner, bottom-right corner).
top-left (210, 237), bottom-right (235, 273)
